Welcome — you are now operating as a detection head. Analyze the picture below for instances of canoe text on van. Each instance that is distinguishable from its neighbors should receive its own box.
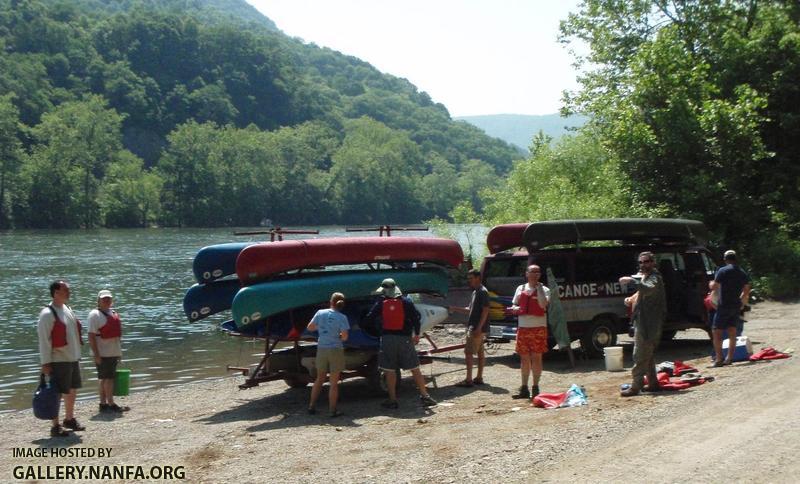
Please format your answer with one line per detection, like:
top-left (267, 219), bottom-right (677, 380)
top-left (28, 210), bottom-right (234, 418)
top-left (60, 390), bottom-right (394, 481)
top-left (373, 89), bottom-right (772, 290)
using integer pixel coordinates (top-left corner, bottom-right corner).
top-left (556, 281), bottom-right (634, 300)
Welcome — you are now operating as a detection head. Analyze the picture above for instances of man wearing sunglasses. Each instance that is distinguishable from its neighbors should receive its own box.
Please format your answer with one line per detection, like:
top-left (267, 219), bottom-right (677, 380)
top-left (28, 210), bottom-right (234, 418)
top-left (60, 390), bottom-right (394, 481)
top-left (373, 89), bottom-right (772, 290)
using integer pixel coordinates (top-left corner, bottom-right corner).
top-left (619, 252), bottom-right (667, 397)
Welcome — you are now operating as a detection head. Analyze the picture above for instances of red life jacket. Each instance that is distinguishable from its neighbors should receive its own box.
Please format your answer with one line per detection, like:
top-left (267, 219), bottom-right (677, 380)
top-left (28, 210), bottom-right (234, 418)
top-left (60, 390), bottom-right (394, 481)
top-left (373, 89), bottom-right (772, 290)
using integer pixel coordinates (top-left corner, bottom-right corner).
top-left (382, 298), bottom-right (405, 331)
top-left (518, 288), bottom-right (546, 316)
top-left (98, 310), bottom-right (122, 339)
top-left (49, 305), bottom-right (82, 348)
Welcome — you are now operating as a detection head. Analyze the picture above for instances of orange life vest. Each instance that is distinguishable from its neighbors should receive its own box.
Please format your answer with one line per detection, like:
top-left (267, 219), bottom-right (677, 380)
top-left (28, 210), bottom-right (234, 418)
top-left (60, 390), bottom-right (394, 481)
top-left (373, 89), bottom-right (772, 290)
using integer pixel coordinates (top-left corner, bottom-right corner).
top-left (98, 310), bottom-right (122, 339)
top-left (49, 305), bottom-right (82, 348)
top-left (518, 288), bottom-right (546, 316)
top-left (382, 298), bottom-right (405, 331)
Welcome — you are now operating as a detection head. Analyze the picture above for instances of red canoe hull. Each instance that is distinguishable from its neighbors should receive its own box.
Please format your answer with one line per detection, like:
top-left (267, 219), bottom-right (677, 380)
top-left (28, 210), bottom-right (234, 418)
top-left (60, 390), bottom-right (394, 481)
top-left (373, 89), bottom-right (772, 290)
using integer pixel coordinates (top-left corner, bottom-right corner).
top-left (486, 223), bottom-right (529, 254)
top-left (236, 237), bottom-right (464, 285)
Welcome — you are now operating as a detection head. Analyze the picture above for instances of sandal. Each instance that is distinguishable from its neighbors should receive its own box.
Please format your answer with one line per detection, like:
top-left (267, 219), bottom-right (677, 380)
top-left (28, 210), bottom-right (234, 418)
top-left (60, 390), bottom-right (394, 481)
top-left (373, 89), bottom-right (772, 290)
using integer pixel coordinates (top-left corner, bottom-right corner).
top-left (472, 378), bottom-right (485, 385)
top-left (708, 361), bottom-right (725, 368)
top-left (329, 410), bottom-right (344, 418)
top-left (62, 418), bottom-right (85, 431)
top-left (50, 425), bottom-right (71, 437)
top-left (455, 380), bottom-right (474, 388)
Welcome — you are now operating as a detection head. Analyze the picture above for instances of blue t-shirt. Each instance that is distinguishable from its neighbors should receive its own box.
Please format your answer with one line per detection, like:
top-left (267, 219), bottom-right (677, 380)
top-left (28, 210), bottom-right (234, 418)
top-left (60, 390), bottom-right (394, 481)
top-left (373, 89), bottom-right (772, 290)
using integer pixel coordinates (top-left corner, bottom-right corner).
top-left (714, 264), bottom-right (750, 311)
top-left (312, 309), bottom-right (350, 349)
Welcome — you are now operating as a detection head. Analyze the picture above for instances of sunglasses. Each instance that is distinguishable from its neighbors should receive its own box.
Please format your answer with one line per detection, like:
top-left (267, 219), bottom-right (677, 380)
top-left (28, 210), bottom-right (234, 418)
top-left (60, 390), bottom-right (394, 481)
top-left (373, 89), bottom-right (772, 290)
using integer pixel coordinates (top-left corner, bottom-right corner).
top-left (638, 260), bottom-right (654, 264)
top-left (381, 283), bottom-right (395, 288)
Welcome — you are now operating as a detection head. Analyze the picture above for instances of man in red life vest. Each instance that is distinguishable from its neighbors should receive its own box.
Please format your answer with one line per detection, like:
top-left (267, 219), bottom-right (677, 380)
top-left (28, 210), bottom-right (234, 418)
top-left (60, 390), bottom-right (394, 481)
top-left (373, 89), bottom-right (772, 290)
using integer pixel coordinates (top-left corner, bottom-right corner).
top-left (510, 265), bottom-right (551, 399)
top-left (364, 278), bottom-right (437, 409)
top-left (37, 280), bottom-right (85, 437)
top-left (88, 289), bottom-right (129, 413)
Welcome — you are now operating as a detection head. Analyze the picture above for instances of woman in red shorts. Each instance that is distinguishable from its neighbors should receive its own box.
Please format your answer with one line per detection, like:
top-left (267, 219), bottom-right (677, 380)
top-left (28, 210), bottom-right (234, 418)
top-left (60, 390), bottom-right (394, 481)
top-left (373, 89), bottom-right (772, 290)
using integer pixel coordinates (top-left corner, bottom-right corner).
top-left (511, 264), bottom-right (550, 399)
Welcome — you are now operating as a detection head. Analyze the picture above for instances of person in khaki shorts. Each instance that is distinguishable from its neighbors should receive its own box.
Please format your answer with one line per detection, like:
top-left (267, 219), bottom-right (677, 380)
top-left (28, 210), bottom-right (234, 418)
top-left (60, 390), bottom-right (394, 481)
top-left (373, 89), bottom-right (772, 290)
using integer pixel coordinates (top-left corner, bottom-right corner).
top-left (449, 269), bottom-right (490, 387)
top-left (307, 293), bottom-right (350, 417)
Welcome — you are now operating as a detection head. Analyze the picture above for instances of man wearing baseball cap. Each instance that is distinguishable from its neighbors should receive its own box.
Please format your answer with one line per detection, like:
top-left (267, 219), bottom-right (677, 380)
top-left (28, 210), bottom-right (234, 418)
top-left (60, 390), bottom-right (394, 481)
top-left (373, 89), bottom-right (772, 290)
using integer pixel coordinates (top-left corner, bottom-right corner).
top-left (364, 278), bottom-right (437, 409)
top-left (709, 250), bottom-right (751, 367)
top-left (88, 289), bottom-right (129, 413)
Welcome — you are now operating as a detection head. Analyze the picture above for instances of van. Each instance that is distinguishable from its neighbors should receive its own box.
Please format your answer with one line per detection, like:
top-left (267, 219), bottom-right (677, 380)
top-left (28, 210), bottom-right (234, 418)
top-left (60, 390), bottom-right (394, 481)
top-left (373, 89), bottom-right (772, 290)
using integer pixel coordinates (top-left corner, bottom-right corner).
top-left (481, 219), bottom-right (717, 356)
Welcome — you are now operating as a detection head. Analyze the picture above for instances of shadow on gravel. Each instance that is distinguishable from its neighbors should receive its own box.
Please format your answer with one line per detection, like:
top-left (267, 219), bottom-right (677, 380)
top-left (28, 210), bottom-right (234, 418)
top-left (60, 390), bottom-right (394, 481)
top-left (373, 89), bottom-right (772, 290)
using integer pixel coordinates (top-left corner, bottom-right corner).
top-left (31, 434), bottom-right (84, 448)
top-left (197, 376), bottom-right (437, 433)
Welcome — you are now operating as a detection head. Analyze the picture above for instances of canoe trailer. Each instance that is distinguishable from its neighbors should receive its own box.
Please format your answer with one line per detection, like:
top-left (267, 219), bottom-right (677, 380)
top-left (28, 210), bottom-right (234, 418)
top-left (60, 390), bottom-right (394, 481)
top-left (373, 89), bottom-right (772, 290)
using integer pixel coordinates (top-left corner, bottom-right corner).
top-left (227, 327), bottom-right (465, 391)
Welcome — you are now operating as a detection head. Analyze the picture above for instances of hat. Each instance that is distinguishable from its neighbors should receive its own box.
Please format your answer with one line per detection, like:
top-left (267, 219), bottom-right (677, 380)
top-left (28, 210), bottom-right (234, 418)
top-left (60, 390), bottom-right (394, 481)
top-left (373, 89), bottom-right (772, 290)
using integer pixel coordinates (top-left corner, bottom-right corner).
top-left (374, 278), bottom-right (402, 298)
top-left (97, 289), bottom-right (113, 299)
top-left (724, 250), bottom-right (737, 261)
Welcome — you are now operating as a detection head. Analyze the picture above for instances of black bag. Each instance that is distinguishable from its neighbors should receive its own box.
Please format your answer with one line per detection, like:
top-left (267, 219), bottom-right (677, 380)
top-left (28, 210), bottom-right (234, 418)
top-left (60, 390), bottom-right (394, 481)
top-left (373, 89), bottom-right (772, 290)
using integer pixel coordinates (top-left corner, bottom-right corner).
top-left (32, 374), bottom-right (60, 420)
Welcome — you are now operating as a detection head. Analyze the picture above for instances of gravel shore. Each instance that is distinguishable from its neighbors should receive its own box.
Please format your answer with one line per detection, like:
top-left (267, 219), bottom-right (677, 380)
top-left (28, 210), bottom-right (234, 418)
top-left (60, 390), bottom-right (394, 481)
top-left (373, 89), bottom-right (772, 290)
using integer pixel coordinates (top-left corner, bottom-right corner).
top-left (3, 300), bottom-right (798, 483)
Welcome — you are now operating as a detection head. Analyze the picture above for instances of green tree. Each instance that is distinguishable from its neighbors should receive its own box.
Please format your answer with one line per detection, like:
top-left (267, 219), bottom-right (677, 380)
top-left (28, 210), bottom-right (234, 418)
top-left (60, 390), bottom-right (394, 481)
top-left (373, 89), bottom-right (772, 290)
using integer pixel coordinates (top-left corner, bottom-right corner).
top-left (482, 132), bottom-right (656, 223)
top-left (328, 117), bottom-right (424, 223)
top-left (560, 0), bottom-right (800, 295)
top-left (21, 95), bottom-right (125, 227)
top-left (0, 94), bottom-right (24, 228)
top-left (100, 151), bottom-right (163, 227)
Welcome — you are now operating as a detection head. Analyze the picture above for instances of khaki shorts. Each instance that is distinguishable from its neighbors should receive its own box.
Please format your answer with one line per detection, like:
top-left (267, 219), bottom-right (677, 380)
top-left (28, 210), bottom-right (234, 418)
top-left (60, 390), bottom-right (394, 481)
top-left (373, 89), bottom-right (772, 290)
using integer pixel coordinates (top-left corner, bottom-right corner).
top-left (316, 348), bottom-right (345, 374)
top-left (466, 332), bottom-right (485, 356)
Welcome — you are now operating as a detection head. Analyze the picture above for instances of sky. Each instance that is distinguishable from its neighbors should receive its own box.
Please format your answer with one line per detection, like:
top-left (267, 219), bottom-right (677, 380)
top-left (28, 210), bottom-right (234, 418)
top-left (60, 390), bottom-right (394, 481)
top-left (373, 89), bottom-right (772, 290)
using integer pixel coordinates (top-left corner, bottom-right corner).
top-left (247, 0), bottom-right (584, 117)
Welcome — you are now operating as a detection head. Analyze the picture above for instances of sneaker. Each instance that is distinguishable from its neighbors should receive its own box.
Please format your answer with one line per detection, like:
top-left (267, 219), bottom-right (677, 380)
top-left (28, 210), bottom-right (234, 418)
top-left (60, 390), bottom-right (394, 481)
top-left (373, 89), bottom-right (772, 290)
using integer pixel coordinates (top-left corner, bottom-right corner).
top-left (380, 399), bottom-right (399, 409)
top-left (512, 385), bottom-right (530, 399)
top-left (50, 425), bottom-right (71, 437)
top-left (329, 409), bottom-right (344, 418)
top-left (99, 403), bottom-right (110, 413)
top-left (307, 407), bottom-right (316, 415)
top-left (531, 385), bottom-right (540, 397)
top-left (419, 394), bottom-right (437, 407)
top-left (62, 418), bottom-right (85, 431)
top-left (107, 403), bottom-right (129, 413)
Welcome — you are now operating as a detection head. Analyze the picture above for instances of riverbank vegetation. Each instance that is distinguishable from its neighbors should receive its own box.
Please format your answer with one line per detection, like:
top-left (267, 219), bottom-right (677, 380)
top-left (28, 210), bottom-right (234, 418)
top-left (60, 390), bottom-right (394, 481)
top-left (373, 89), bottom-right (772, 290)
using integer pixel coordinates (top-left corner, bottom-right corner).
top-left (481, 1), bottom-right (800, 297)
top-left (0, 0), bottom-right (519, 228)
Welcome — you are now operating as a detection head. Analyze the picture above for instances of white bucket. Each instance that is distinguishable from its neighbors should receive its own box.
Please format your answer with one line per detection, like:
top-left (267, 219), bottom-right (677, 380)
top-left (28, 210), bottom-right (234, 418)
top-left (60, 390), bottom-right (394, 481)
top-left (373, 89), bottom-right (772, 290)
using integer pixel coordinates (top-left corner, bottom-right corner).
top-left (604, 346), bottom-right (624, 372)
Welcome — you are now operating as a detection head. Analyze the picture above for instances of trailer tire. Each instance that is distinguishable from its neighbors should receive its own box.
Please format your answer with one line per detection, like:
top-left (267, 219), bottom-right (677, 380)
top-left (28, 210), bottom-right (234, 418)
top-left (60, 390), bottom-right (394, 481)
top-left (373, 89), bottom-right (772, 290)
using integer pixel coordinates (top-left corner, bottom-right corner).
top-left (580, 317), bottom-right (617, 358)
top-left (283, 376), bottom-right (309, 388)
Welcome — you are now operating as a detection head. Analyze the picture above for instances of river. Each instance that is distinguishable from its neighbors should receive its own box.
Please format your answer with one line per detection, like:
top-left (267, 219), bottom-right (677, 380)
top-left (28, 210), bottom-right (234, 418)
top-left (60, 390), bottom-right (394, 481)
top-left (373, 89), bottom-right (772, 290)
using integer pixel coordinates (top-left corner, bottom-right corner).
top-left (0, 225), bottom-right (486, 412)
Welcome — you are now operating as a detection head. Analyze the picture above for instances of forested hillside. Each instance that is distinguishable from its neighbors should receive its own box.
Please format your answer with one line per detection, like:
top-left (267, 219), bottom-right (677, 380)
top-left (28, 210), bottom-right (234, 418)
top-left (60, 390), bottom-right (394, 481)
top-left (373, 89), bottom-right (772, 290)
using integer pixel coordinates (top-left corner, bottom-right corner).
top-left (0, 0), bottom-right (520, 228)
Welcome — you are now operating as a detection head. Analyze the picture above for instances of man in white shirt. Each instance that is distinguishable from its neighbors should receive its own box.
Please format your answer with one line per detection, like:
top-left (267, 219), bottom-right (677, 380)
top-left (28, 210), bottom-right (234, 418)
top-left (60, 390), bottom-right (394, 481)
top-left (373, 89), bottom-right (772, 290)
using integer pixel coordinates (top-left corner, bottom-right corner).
top-left (37, 280), bottom-right (85, 437)
top-left (510, 265), bottom-right (551, 399)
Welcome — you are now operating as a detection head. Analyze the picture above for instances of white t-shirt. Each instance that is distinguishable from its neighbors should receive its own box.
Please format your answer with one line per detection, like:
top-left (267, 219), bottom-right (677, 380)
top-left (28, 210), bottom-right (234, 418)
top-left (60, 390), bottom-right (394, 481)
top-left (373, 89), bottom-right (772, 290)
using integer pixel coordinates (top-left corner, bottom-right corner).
top-left (512, 283), bottom-right (551, 328)
top-left (88, 309), bottom-right (123, 358)
top-left (38, 304), bottom-right (82, 364)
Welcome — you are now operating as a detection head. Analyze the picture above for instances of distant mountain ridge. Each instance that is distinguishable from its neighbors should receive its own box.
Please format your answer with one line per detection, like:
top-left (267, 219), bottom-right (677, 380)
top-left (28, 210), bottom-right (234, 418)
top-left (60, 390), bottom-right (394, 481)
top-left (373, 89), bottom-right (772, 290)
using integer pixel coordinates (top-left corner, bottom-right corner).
top-left (456, 113), bottom-right (587, 150)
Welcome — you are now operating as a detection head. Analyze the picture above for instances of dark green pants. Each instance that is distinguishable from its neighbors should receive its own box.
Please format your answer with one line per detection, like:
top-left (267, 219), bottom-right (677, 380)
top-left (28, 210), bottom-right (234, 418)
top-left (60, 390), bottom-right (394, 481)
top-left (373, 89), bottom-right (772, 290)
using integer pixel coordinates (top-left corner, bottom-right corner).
top-left (631, 334), bottom-right (659, 390)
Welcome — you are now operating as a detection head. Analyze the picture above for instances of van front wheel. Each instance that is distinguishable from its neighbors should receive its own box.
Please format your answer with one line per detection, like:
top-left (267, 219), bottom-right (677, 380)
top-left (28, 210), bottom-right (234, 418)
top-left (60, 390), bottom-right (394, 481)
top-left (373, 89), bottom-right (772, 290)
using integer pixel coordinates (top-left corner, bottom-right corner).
top-left (581, 318), bottom-right (617, 358)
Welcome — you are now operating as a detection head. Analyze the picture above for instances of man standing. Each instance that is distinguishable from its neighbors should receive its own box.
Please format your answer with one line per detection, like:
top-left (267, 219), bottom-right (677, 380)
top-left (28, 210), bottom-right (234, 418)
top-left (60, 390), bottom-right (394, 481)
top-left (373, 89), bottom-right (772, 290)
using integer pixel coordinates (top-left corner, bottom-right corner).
top-left (510, 264), bottom-right (550, 399)
top-left (37, 280), bottom-right (85, 437)
top-left (365, 278), bottom-right (437, 409)
top-left (449, 269), bottom-right (490, 387)
top-left (709, 250), bottom-right (751, 367)
top-left (88, 289), bottom-right (128, 413)
top-left (619, 252), bottom-right (667, 397)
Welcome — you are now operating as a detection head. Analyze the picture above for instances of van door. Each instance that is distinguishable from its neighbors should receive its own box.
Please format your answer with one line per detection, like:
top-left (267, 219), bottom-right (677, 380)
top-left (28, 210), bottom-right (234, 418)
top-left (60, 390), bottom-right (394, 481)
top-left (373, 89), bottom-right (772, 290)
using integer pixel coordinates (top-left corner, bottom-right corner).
top-left (683, 250), bottom-right (712, 324)
top-left (653, 252), bottom-right (686, 322)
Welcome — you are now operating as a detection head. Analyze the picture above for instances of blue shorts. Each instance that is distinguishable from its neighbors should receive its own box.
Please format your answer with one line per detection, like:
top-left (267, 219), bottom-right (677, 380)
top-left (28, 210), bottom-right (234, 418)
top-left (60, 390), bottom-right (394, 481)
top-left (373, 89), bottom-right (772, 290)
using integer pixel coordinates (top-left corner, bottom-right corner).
top-left (378, 334), bottom-right (420, 371)
top-left (713, 309), bottom-right (740, 330)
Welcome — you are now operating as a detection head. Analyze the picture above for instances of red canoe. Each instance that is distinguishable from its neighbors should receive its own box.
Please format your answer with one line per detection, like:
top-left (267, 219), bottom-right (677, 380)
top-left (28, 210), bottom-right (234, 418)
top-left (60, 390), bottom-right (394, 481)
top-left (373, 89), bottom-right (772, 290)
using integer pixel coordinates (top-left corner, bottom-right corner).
top-left (236, 237), bottom-right (464, 285)
top-left (486, 223), bottom-right (529, 254)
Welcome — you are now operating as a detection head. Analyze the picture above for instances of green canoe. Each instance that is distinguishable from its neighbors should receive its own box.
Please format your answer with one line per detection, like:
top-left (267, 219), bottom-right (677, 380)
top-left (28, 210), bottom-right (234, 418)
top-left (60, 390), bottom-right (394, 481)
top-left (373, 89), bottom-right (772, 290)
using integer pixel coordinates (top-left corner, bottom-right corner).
top-left (231, 268), bottom-right (449, 331)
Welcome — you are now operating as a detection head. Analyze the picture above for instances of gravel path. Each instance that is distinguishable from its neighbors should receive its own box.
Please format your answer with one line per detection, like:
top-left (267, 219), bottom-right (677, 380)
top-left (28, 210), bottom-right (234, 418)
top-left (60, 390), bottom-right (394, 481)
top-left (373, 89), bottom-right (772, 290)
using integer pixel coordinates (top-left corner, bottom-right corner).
top-left (2, 301), bottom-right (797, 483)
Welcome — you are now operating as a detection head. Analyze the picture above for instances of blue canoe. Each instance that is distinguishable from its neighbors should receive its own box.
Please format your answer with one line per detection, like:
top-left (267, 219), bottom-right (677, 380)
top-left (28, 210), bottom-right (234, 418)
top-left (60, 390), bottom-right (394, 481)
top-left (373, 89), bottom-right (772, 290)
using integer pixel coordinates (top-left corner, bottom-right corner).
top-left (192, 242), bottom-right (254, 283)
top-left (231, 268), bottom-right (448, 332)
top-left (183, 279), bottom-right (242, 322)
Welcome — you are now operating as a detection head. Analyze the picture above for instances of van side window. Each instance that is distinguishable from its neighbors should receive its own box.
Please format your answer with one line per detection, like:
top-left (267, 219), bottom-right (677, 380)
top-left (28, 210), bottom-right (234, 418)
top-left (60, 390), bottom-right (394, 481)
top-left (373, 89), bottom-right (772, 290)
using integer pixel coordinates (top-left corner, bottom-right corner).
top-left (701, 252), bottom-right (717, 276)
top-left (575, 252), bottom-right (633, 282)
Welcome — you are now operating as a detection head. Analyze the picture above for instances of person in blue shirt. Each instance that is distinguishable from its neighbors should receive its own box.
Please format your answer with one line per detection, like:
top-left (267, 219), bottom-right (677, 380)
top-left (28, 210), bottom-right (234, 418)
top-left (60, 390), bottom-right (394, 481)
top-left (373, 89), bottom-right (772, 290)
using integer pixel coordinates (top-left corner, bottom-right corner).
top-left (307, 292), bottom-right (350, 417)
top-left (709, 250), bottom-right (751, 367)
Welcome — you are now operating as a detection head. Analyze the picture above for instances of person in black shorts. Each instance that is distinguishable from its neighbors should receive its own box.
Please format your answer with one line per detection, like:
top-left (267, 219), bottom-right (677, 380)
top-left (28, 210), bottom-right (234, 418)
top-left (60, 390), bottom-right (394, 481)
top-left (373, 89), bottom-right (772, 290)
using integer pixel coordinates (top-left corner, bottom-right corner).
top-left (709, 250), bottom-right (751, 366)
top-left (364, 278), bottom-right (437, 409)
top-left (37, 280), bottom-right (85, 437)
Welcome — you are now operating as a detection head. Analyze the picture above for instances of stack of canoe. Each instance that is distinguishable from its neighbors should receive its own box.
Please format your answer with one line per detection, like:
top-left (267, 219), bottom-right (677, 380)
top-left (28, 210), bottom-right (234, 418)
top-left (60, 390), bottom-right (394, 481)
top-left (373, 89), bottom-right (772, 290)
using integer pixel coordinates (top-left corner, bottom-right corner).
top-left (183, 236), bottom-right (463, 339)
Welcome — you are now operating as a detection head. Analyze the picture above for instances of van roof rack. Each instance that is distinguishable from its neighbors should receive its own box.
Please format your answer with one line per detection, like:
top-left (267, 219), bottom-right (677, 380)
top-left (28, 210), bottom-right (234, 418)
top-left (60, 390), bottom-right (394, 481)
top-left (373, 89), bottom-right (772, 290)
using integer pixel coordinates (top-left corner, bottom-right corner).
top-left (523, 218), bottom-right (708, 252)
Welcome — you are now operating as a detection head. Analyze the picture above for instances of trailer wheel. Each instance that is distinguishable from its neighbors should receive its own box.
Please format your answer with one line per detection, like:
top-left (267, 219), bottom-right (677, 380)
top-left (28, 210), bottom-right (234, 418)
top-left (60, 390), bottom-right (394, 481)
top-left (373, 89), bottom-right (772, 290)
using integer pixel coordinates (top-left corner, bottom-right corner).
top-left (580, 317), bottom-right (617, 358)
top-left (283, 376), bottom-right (309, 388)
